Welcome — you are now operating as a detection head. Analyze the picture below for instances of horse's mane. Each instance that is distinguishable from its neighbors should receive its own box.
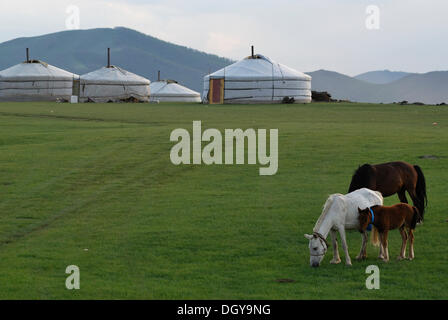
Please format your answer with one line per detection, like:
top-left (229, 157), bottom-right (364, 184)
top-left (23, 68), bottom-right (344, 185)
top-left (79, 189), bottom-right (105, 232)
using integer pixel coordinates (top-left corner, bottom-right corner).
top-left (348, 164), bottom-right (373, 192)
top-left (313, 194), bottom-right (342, 232)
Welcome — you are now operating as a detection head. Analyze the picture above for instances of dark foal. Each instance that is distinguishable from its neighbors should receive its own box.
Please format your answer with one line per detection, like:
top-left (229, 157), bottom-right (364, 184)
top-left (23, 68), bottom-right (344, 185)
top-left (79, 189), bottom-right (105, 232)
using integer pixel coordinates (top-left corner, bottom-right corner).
top-left (358, 204), bottom-right (421, 262)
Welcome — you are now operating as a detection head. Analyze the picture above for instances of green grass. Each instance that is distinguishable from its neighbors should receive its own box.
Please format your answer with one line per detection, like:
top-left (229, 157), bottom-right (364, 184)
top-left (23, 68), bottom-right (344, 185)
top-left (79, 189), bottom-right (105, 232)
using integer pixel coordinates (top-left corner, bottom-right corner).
top-left (0, 101), bottom-right (447, 299)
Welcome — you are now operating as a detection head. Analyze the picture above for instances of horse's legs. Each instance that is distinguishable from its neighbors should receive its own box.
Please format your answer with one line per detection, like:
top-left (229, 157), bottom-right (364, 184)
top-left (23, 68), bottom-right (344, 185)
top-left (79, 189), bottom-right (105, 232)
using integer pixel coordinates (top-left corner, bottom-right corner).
top-left (378, 232), bottom-right (385, 259)
top-left (408, 188), bottom-right (418, 207)
top-left (338, 227), bottom-right (352, 266)
top-left (408, 229), bottom-right (415, 260)
top-left (330, 229), bottom-right (341, 264)
top-left (398, 226), bottom-right (407, 260)
top-left (382, 230), bottom-right (390, 262)
top-left (407, 188), bottom-right (423, 223)
top-left (356, 231), bottom-right (368, 260)
top-left (397, 188), bottom-right (408, 203)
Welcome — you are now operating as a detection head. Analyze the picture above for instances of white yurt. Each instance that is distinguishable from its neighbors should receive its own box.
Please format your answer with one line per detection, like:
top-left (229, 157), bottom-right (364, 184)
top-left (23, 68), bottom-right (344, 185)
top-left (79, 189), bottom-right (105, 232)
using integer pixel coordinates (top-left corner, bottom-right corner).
top-left (79, 49), bottom-right (150, 103)
top-left (150, 73), bottom-right (201, 102)
top-left (0, 50), bottom-right (78, 102)
top-left (202, 48), bottom-right (311, 104)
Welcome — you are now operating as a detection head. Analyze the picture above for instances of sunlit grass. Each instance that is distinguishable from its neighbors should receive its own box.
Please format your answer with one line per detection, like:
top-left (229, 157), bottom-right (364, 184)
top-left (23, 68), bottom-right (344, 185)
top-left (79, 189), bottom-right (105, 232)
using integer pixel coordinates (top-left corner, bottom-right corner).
top-left (0, 101), bottom-right (446, 299)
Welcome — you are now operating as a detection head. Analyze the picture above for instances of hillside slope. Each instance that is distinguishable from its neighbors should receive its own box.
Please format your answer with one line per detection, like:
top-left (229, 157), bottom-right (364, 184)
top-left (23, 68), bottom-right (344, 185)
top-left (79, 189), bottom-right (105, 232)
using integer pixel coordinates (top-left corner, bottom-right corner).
top-left (307, 69), bottom-right (448, 104)
top-left (0, 27), bottom-right (232, 92)
top-left (354, 70), bottom-right (411, 84)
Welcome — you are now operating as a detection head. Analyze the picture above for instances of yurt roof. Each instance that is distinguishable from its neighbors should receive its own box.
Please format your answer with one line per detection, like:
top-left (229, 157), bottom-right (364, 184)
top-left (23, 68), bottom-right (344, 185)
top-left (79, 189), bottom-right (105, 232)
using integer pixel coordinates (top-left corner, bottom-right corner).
top-left (80, 66), bottom-right (150, 85)
top-left (150, 80), bottom-right (200, 97)
top-left (206, 54), bottom-right (311, 81)
top-left (0, 60), bottom-right (78, 81)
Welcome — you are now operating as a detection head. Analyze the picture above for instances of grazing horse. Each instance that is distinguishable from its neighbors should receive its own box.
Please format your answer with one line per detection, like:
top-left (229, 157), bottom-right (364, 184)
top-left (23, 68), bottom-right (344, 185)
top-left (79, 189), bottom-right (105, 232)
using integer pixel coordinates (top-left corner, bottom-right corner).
top-left (348, 161), bottom-right (427, 222)
top-left (358, 204), bottom-right (421, 262)
top-left (304, 188), bottom-right (383, 267)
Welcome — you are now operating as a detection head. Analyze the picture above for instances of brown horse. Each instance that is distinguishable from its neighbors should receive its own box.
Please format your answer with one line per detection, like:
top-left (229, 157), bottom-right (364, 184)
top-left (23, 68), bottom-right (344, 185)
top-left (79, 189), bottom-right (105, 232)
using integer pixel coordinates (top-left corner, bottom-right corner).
top-left (348, 161), bottom-right (427, 222)
top-left (358, 204), bottom-right (421, 262)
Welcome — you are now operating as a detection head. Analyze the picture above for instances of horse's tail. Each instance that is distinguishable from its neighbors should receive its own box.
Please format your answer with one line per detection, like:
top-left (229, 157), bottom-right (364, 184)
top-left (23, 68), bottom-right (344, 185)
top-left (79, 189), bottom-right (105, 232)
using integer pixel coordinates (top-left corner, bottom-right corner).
top-left (370, 226), bottom-right (380, 247)
top-left (411, 206), bottom-right (421, 229)
top-left (414, 165), bottom-right (427, 221)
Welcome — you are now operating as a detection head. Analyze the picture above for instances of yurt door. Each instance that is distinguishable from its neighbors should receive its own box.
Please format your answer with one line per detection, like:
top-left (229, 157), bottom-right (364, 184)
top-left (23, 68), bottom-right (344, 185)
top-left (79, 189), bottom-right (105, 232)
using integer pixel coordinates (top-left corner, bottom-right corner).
top-left (72, 79), bottom-right (80, 96)
top-left (209, 78), bottom-right (224, 104)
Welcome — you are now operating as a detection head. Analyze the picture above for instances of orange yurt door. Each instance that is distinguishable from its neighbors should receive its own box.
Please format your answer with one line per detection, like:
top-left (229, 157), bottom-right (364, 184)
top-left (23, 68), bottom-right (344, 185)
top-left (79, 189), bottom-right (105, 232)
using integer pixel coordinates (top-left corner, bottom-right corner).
top-left (209, 78), bottom-right (224, 104)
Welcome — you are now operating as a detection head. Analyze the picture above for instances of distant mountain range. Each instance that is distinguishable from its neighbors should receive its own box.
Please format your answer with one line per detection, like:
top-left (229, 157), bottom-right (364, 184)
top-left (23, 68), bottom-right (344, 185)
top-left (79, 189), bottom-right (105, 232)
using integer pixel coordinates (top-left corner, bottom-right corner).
top-left (354, 70), bottom-right (411, 84)
top-left (0, 27), bottom-right (446, 104)
top-left (307, 70), bottom-right (448, 104)
top-left (0, 27), bottom-right (232, 93)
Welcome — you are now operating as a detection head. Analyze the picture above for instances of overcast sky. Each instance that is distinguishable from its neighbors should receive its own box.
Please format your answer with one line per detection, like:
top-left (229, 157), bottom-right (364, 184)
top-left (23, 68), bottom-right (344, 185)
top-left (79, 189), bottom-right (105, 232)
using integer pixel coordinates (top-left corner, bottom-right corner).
top-left (0, 0), bottom-right (447, 76)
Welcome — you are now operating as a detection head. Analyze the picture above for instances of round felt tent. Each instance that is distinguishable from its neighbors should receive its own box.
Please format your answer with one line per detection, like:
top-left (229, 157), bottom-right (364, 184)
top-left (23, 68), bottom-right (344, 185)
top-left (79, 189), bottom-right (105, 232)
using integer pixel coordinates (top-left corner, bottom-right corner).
top-left (202, 49), bottom-right (311, 104)
top-left (150, 79), bottom-right (201, 103)
top-left (79, 66), bottom-right (151, 103)
top-left (0, 52), bottom-right (78, 102)
top-left (79, 49), bottom-right (150, 103)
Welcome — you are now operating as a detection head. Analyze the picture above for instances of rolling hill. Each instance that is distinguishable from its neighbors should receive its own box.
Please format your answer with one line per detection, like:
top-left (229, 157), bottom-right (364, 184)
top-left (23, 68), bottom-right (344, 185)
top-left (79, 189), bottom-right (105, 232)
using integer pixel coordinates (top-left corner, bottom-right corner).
top-left (354, 70), bottom-right (411, 84)
top-left (0, 27), bottom-right (232, 93)
top-left (307, 70), bottom-right (448, 104)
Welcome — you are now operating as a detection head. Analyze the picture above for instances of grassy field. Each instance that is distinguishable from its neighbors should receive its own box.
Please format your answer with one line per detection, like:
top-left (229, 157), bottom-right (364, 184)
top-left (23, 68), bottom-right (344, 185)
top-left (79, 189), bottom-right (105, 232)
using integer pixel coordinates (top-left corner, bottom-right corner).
top-left (0, 101), bottom-right (446, 299)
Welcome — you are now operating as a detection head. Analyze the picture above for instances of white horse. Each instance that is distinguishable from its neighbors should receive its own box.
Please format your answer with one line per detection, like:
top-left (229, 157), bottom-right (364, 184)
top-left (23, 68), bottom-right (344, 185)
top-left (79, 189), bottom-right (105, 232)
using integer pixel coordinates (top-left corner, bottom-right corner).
top-left (304, 188), bottom-right (383, 267)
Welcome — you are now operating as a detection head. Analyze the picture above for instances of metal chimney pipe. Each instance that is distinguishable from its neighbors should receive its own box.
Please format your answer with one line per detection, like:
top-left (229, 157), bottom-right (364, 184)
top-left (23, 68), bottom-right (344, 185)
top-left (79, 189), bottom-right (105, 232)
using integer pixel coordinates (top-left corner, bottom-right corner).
top-left (158, 70), bottom-right (160, 81)
top-left (107, 48), bottom-right (111, 67)
top-left (26, 48), bottom-right (30, 62)
top-left (251, 45), bottom-right (254, 58)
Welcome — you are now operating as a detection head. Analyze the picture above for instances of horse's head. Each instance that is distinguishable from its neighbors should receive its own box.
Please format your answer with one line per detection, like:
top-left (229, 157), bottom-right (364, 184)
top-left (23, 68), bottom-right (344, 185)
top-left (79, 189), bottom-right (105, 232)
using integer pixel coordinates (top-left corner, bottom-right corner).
top-left (348, 164), bottom-right (373, 193)
top-left (304, 233), bottom-right (328, 267)
top-left (357, 207), bottom-right (372, 231)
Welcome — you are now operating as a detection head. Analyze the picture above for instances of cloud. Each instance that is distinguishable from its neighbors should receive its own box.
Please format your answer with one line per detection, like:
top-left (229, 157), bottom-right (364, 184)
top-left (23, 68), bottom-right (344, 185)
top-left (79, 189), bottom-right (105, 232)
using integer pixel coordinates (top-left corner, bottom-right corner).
top-left (205, 32), bottom-right (244, 57)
